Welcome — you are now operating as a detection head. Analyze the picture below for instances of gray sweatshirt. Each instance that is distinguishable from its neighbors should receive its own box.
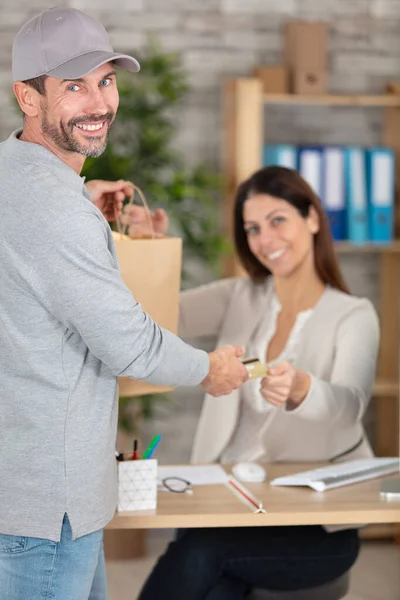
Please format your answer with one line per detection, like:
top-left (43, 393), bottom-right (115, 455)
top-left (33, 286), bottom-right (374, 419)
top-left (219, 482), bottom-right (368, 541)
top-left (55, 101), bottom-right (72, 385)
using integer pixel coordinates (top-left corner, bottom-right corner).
top-left (0, 131), bottom-right (209, 541)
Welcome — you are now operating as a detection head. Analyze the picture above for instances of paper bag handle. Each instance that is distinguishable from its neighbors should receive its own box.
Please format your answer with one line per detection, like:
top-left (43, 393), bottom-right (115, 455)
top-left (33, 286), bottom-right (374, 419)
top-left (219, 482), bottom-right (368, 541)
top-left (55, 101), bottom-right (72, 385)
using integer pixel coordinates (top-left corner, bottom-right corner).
top-left (116, 181), bottom-right (155, 239)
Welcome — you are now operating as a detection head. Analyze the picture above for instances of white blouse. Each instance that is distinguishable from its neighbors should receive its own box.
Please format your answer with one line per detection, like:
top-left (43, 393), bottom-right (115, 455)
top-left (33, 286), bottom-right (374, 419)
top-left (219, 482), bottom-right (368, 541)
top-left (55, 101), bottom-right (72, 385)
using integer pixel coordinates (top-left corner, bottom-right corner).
top-left (221, 285), bottom-right (314, 463)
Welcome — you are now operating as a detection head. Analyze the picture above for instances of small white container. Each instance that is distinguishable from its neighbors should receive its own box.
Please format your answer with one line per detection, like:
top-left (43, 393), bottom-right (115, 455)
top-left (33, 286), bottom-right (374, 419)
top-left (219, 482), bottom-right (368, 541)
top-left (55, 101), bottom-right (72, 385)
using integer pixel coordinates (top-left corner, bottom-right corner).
top-left (117, 459), bottom-right (158, 512)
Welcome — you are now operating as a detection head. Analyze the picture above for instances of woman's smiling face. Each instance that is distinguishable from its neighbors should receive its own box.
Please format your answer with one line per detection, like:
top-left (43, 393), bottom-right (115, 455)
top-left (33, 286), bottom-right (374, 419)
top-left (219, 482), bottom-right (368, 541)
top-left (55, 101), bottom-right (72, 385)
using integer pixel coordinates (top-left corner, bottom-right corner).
top-left (243, 193), bottom-right (319, 279)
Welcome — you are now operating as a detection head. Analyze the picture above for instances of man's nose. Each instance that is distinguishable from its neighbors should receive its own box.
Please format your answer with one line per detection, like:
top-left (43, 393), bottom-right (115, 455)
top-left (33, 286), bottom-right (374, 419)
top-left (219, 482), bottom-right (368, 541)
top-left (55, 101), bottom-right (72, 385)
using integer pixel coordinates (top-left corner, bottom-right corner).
top-left (84, 88), bottom-right (109, 114)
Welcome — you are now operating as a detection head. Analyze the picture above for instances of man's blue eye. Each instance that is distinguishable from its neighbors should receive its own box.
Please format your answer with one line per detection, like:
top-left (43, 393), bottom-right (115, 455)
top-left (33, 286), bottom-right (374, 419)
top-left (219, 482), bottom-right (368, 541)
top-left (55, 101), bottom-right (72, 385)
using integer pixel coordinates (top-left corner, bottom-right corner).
top-left (67, 84), bottom-right (79, 92)
top-left (99, 79), bottom-right (111, 87)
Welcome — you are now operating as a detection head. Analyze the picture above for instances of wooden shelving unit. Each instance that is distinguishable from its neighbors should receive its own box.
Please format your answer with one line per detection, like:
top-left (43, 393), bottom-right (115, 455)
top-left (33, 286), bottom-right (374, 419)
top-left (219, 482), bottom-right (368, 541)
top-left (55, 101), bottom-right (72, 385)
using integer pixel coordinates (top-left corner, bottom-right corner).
top-left (373, 379), bottom-right (399, 397)
top-left (223, 79), bottom-right (400, 462)
top-left (263, 94), bottom-right (400, 107)
top-left (335, 241), bottom-right (400, 253)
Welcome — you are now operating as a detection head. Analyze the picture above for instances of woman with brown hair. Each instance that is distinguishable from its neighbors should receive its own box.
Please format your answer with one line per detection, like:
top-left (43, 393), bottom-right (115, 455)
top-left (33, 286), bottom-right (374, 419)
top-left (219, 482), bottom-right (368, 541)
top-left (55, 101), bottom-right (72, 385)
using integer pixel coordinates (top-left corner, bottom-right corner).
top-left (126, 166), bottom-right (379, 599)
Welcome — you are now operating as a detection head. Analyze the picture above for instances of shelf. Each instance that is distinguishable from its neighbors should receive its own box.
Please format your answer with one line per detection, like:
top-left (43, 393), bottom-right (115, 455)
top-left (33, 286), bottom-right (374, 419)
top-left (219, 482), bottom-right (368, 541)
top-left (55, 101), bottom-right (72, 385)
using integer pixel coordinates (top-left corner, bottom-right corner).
top-left (263, 94), bottom-right (400, 107)
top-left (335, 241), bottom-right (400, 253)
top-left (373, 379), bottom-right (399, 397)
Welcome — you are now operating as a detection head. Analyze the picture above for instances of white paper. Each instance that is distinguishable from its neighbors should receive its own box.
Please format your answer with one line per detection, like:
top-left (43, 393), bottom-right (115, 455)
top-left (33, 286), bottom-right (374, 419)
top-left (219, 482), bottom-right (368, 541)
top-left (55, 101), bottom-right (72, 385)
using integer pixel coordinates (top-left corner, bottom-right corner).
top-left (157, 464), bottom-right (229, 486)
top-left (373, 153), bottom-right (393, 207)
top-left (280, 147), bottom-right (297, 169)
top-left (350, 149), bottom-right (367, 209)
top-left (300, 150), bottom-right (322, 196)
top-left (323, 147), bottom-right (345, 209)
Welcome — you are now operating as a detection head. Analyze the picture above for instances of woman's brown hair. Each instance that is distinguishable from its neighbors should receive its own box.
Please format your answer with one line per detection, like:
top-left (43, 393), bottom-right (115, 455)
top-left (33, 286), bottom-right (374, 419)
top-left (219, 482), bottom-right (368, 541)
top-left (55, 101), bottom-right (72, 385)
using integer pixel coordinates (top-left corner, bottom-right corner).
top-left (234, 165), bottom-right (350, 294)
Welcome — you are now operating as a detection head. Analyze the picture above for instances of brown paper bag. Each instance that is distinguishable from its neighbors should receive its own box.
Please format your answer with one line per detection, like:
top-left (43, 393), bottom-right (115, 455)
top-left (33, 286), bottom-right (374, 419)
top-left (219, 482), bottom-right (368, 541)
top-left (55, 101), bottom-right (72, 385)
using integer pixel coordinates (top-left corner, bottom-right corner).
top-left (112, 183), bottom-right (182, 397)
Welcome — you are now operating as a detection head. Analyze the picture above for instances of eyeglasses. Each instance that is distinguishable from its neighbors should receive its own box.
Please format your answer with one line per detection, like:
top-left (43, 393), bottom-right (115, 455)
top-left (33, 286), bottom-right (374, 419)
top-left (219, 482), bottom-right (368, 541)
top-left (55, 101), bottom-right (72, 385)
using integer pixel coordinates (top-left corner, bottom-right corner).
top-left (161, 476), bottom-right (193, 494)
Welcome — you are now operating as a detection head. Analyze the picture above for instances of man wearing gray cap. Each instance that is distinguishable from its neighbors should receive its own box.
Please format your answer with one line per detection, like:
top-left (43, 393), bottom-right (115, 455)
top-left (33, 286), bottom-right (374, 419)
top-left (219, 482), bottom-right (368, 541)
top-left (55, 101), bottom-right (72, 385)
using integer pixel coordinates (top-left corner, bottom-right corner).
top-left (0, 7), bottom-right (248, 599)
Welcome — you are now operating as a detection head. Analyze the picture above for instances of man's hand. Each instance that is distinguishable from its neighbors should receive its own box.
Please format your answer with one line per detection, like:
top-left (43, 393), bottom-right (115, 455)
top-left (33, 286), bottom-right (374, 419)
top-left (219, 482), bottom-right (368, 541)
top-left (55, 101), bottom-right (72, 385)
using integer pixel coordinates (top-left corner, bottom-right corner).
top-left (201, 345), bottom-right (249, 397)
top-left (120, 204), bottom-right (169, 237)
top-left (85, 179), bottom-right (132, 222)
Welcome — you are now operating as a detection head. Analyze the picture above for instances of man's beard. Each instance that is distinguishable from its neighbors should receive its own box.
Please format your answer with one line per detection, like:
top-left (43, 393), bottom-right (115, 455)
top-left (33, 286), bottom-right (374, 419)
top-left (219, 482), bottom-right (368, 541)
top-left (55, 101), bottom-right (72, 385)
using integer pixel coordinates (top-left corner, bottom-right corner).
top-left (41, 106), bottom-right (115, 158)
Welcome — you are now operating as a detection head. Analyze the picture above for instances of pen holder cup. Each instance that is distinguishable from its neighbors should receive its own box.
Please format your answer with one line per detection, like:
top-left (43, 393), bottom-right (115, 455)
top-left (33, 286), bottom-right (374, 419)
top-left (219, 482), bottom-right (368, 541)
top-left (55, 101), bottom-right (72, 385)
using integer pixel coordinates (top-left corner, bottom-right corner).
top-left (117, 459), bottom-right (158, 512)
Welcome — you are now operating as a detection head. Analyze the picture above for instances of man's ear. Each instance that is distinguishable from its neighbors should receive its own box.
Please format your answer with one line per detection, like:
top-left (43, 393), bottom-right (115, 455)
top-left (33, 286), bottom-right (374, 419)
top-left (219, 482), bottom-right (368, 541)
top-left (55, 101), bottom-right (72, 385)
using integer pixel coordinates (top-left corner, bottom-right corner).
top-left (13, 82), bottom-right (41, 117)
top-left (308, 206), bottom-right (320, 235)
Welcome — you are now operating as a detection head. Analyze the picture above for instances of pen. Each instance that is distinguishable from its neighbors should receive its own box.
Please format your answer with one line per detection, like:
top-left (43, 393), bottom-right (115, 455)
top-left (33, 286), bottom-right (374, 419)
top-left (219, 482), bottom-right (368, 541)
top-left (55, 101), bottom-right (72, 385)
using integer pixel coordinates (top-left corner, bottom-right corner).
top-left (142, 434), bottom-right (162, 459)
top-left (132, 439), bottom-right (138, 460)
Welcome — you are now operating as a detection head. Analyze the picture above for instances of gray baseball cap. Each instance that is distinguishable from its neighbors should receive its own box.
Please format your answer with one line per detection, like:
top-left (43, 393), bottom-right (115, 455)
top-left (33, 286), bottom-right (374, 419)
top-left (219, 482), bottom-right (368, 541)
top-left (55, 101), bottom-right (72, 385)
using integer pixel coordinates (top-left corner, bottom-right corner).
top-left (12, 7), bottom-right (140, 82)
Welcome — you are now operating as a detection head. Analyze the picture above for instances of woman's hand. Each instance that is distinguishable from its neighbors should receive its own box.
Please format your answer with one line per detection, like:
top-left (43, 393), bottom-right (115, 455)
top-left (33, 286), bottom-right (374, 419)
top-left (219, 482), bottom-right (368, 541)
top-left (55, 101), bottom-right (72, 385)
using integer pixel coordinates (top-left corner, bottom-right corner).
top-left (260, 362), bottom-right (311, 409)
top-left (120, 204), bottom-right (169, 237)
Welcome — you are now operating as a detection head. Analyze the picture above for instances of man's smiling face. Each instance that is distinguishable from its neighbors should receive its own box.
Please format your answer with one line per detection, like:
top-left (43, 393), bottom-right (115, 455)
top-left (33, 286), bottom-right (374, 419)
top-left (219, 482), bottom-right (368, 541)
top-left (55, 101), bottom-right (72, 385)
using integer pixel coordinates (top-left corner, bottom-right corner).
top-left (38, 62), bottom-right (119, 158)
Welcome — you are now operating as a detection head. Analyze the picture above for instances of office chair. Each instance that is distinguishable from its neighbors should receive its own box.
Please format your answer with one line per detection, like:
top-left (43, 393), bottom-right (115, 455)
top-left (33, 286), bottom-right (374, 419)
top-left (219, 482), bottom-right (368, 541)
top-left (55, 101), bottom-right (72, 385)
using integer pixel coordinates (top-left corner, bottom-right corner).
top-left (248, 571), bottom-right (349, 600)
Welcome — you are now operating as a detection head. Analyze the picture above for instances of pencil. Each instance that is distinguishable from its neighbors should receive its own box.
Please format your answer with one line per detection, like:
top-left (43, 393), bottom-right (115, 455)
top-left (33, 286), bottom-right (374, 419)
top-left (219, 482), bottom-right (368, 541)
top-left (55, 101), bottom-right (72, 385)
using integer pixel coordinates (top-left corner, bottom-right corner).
top-left (227, 477), bottom-right (266, 514)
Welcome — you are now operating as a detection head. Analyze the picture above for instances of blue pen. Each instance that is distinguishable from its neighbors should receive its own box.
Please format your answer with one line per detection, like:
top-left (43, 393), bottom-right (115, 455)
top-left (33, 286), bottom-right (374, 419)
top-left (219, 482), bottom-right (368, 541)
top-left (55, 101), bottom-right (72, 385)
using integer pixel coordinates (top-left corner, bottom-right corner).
top-left (142, 434), bottom-right (162, 459)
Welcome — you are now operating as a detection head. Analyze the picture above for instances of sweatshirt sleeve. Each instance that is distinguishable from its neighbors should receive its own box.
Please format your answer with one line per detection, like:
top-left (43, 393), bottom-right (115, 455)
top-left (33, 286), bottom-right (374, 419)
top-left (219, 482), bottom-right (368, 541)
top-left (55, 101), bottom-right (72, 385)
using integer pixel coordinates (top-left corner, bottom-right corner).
top-left (285, 301), bottom-right (380, 426)
top-left (29, 210), bottom-right (209, 387)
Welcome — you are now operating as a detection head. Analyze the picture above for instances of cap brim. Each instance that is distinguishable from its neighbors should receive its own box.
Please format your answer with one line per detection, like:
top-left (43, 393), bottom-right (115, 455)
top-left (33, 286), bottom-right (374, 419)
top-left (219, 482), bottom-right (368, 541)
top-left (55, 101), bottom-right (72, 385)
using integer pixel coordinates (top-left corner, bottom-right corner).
top-left (46, 50), bottom-right (140, 79)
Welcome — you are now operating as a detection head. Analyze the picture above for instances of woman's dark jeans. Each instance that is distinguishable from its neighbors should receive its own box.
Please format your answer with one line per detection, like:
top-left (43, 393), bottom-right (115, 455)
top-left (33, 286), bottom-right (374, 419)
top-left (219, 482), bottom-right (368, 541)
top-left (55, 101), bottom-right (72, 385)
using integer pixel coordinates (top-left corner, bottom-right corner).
top-left (137, 525), bottom-right (360, 600)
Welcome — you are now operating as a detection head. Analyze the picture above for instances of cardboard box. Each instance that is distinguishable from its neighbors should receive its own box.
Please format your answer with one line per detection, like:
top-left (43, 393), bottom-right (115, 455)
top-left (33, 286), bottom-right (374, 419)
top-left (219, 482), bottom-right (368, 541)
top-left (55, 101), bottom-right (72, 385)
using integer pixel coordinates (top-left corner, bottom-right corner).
top-left (293, 69), bottom-right (327, 95)
top-left (253, 66), bottom-right (288, 94)
top-left (386, 81), bottom-right (400, 95)
top-left (284, 21), bottom-right (327, 69)
top-left (284, 21), bottom-right (328, 94)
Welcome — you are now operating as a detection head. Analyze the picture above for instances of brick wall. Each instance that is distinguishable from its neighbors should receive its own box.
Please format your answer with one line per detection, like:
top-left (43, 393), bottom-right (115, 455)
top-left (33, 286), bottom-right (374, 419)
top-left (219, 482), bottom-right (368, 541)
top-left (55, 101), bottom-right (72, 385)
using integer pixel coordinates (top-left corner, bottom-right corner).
top-left (2, 0), bottom-right (399, 173)
top-left (3, 0), bottom-right (395, 303)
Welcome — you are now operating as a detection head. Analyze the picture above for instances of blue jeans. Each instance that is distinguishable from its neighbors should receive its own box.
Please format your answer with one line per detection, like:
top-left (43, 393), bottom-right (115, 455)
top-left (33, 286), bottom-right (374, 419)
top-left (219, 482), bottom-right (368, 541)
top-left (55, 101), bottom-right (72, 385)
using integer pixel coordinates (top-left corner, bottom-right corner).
top-left (137, 525), bottom-right (360, 600)
top-left (0, 514), bottom-right (108, 600)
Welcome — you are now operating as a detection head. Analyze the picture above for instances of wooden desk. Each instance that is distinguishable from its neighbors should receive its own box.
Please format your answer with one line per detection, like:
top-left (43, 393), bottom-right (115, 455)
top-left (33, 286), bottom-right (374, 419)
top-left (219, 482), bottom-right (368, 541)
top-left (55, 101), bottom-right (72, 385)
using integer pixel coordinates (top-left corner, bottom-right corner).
top-left (107, 464), bottom-right (400, 530)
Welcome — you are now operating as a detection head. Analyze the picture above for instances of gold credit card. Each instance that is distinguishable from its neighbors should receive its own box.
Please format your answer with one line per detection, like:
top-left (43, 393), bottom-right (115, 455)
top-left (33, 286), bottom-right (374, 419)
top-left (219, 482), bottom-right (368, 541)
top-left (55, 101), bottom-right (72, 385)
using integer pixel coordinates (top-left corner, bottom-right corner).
top-left (242, 357), bottom-right (270, 379)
